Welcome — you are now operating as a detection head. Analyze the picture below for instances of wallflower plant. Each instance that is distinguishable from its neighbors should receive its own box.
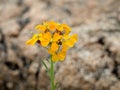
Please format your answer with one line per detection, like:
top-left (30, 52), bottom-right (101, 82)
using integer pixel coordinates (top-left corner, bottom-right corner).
top-left (26, 21), bottom-right (77, 90)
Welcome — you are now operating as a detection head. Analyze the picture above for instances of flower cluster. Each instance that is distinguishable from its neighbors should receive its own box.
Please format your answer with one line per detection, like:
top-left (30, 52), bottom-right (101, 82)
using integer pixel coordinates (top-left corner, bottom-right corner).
top-left (26, 21), bottom-right (77, 62)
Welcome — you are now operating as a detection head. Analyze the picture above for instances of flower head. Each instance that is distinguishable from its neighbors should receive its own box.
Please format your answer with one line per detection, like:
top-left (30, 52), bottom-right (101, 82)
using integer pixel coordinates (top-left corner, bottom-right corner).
top-left (26, 21), bottom-right (78, 62)
top-left (35, 25), bottom-right (46, 32)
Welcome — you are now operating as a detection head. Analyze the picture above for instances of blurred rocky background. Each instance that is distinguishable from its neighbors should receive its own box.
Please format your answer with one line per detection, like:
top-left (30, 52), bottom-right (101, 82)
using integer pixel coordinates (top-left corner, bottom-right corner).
top-left (0, 0), bottom-right (120, 90)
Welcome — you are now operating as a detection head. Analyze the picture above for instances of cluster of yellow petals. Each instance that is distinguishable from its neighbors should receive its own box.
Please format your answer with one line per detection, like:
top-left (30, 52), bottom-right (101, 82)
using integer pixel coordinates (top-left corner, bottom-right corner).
top-left (26, 21), bottom-right (78, 62)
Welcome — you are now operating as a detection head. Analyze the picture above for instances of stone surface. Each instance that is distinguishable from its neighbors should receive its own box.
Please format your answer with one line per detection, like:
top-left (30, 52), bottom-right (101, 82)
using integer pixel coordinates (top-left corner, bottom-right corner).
top-left (0, 0), bottom-right (120, 90)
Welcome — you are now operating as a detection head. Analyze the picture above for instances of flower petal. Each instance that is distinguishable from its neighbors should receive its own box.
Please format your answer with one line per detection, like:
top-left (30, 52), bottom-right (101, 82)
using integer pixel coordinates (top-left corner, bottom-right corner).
top-left (63, 34), bottom-right (78, 47)
top-left (51, 42), bottom-right (59, 51)
top-left (35, 25), bottom-right (46, 31)
top-left (47, 21), bottom-right (58, 31)
top-left (53, 33), bottom-right (62, 42)
top-left (61, 45), bottom-right (68, 52)
top-left (48, 42), bottom-right (59, 55)
top-left (26, 34), bottom-right (38, 45)
top-left (40, 32), bottom-right (51, 47)
top-left (61, 24), bottom-right (71, 34)
top-left (52, 54), bottom-right (59, 62)
top-left (71, 34), bottom-right (78, 43)
top-left (58, 51), bottom-right (66, 61)
top-left (57, 25), bottom-right (63, 31)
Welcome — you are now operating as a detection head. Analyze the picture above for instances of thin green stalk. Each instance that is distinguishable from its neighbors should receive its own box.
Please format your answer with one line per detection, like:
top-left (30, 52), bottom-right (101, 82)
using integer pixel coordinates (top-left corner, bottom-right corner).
top-left (41, 60), bottom-right (49, 73)
top-left (50, 56), bottom-right (55, 90)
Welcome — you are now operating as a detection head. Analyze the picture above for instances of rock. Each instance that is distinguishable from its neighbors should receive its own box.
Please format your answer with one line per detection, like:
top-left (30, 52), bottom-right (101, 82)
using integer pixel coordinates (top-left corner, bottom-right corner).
top-left (0, 3), bottom-right (23, 23)
top-left (110, 82), bottom-right (120, 90)
top-left (0, 0), bottom-right (120, 90)
top-left (0, 19), bottom-right (20, 37)
top-left (6, 82), bottom-right (13, 89)
top-left (29, 62), bottom-right (39, 74)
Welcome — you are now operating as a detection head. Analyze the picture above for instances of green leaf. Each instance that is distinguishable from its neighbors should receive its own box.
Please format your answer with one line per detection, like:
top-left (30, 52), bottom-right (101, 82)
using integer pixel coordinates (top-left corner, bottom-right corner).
top-left (41, 60), bottom-right (49, 73)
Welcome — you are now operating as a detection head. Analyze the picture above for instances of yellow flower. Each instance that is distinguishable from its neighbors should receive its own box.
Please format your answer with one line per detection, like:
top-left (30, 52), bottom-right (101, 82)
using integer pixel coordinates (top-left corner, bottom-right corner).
top-left (61, 24), bottom-right (71, 34)
top-left (26, 34), bottom-right (41, 45)
top-left (35, 24), bottom-right (46, 32)
top-left (57, 24), bottom-right (63, 31)
top-left (63, 34), bottom-right (78, 47)
top-left (40, 32), bottom-right (51, 47)
top-left (47, 21), bottom-right (58, 31)
top-left (52, 51), bottom-right (66, 62)
top-left (26, 21), bottom-right (78, 62)
top-left (51, 45), bottom-right (68, 62)
top-left (48, 32), bottom-right (62, 54)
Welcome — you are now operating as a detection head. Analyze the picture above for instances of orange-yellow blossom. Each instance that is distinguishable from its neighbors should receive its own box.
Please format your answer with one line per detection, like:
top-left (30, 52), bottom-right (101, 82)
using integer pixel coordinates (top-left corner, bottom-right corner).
top-left (26, 21), bottom-right (77, 62)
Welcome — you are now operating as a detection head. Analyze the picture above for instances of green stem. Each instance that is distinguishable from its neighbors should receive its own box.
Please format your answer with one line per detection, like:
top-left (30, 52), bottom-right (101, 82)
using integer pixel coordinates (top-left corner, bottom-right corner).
top-left (50, 56), bottom-right (55, 90)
